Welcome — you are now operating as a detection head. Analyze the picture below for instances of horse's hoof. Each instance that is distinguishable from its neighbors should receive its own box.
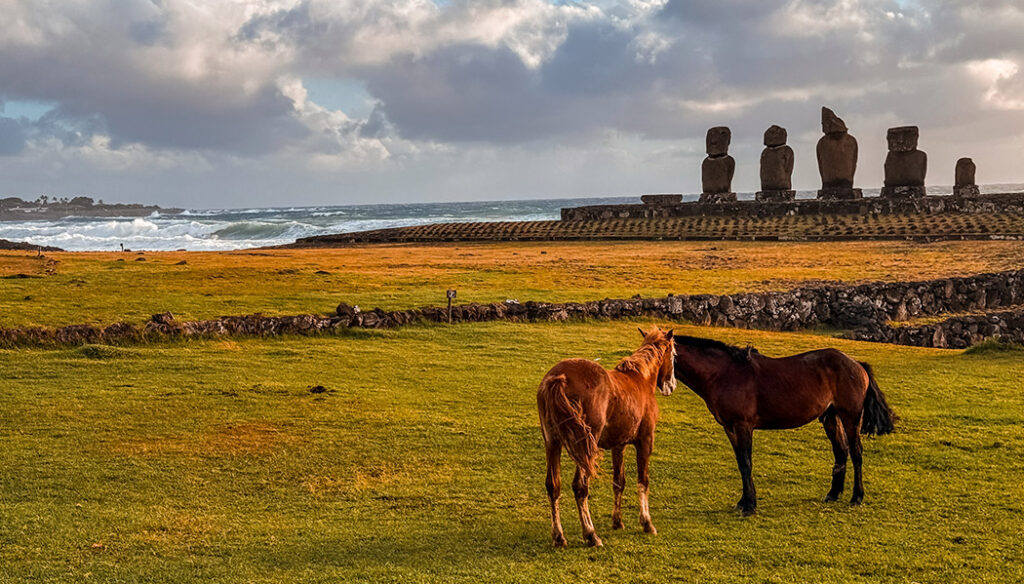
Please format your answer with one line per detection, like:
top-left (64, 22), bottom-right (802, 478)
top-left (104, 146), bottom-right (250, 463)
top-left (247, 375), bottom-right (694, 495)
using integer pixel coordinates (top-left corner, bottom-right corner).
top-left (642, 523), bottom-right (657, 535)
top-left (824, 493), bottom-right (840, 503)
top-left (850, 497), bottom-right (863, 507)
top-left (612, 519), bottom-right (624, 530)
top-left (585, 534), bottom-right (603, 547)
top-left (552, 533), bottom-right (567, 547)
top-left (735, 500), bottom-right (757, 516)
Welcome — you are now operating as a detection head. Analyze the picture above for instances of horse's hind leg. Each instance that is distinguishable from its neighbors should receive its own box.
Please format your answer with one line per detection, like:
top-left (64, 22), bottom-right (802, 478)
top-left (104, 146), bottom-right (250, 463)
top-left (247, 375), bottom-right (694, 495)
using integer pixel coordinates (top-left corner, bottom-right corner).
top-left (821, 407), bottom-right (849, 502)
top-left (545, 439), bottom-right (567, 547)
top-left (611, 445), bottom-right (626, 529)
top-left (635, 434), bottom-right (657, 534)
top-left (725, 424), bottom-right (757, 516)
top-left (572, 467), bottom-right (602, 547)
top-left (839, 410), bottom-right (865, 505)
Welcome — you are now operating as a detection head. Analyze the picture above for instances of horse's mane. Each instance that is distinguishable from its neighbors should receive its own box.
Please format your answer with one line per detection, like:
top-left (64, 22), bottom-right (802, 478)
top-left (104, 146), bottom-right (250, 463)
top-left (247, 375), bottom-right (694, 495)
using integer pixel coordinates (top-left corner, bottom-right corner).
top-left (674, 335), bottom-right (758, 363)
top-left (615, 341), bottom-right (669, 376)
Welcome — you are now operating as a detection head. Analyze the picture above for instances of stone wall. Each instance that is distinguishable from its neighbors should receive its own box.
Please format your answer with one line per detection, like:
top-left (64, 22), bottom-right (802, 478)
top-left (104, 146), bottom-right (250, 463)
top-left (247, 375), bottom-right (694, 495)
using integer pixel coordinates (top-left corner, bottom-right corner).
top-left (560, 192), bottom-right (1024, 221)
top-left (846, 311), bottom-right (1024, 349)
top-left (3, 269), bottom-right (1024, 349)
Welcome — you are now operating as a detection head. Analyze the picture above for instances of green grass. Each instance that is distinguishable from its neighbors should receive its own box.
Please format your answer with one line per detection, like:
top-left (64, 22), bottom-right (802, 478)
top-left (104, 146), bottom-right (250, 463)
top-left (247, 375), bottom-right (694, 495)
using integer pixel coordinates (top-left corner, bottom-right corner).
top-left (2, 320), bottom-right (1023, 583)
top-left (963, 336), bottom-right (1024, 354)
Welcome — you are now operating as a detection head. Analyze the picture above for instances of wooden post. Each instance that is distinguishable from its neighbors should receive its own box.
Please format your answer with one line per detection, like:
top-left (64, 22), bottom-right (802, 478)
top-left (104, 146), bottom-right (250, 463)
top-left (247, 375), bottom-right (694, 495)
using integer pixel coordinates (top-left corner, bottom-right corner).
top-left (447, 289), bottom-right (456, 324)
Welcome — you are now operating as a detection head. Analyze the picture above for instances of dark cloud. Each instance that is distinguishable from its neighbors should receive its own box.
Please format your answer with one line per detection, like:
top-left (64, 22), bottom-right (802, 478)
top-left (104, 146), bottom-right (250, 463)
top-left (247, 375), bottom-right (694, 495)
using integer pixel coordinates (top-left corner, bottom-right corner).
top-left (0, 0), bottom-right (312, 156)
top-left (0, 118), bottom-right (27, 155)
top-left (129, 19), bottom-right (167, 46)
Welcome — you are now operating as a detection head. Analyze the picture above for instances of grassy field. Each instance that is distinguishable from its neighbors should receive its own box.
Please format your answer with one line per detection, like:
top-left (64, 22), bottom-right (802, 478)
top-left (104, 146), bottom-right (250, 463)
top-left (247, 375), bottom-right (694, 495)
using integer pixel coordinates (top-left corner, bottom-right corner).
top-left (3, 239), bottom-right (1024, 328)
top-left (2, 239), bottom-right (1023, 582)
top-left (1, 321), bottom-right (1023, 583)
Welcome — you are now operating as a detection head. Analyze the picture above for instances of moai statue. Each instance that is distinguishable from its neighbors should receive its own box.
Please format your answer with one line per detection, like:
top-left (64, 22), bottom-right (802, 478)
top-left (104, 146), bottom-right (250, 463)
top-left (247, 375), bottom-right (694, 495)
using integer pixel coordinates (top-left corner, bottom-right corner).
top-left (816, 107), bottom-right (862, 199)
top-left (700, 126), bottom-right (737, 203)
top-left (953, 157), bottom-right (980, 197)
top-left (756, 125), bottom-right (795, 202)
top-left (880, 126), bottom-right (927, 198)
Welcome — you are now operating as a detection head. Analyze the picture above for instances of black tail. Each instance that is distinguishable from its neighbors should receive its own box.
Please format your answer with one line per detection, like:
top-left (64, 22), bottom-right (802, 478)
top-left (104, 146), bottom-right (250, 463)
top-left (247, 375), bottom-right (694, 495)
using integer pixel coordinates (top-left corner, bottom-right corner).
top-left (859, 361), bottom-right (896, 435)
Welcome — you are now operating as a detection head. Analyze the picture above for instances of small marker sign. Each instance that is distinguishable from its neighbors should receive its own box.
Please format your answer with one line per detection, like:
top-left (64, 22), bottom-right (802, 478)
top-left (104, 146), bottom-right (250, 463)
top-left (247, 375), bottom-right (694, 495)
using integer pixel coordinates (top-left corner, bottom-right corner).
top-left (444, 288), bottom-right (456, 325)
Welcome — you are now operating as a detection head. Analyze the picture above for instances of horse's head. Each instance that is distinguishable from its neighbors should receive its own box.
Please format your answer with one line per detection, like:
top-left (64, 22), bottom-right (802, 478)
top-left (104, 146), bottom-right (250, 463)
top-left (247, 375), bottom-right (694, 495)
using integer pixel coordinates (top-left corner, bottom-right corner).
top-left (638, 327), bottom-right (676, 396)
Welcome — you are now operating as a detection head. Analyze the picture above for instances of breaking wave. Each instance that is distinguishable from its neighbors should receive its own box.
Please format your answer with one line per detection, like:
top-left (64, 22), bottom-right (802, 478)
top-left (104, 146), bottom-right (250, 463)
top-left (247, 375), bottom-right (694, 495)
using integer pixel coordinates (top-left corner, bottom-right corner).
top-left (0, 197), bottom-right (633, 251)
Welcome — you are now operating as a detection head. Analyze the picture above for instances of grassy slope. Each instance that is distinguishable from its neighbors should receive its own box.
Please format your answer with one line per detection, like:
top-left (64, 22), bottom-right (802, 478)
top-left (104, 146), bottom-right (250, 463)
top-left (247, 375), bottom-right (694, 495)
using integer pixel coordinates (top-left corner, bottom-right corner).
top-left (3, 240), bottom-right (1024, 328)
top-left (2, 321), bottom-right (1023, 583)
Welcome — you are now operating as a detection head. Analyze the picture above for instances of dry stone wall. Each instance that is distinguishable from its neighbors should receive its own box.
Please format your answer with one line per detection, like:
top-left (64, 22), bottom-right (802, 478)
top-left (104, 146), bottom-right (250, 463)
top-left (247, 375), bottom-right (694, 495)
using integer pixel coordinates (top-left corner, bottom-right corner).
top-left (3, 269), bottom-right (1024, 350)
top-left (846, 311), bottom-right (1024, 349)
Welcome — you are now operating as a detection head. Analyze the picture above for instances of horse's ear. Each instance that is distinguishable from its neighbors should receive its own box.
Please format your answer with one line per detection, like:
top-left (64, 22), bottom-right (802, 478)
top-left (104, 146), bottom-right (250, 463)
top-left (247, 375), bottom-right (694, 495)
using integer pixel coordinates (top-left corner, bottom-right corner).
top-left (665, 329), bottom-right (674, 340)
top-left (638, 327), bottom-right (646, 337)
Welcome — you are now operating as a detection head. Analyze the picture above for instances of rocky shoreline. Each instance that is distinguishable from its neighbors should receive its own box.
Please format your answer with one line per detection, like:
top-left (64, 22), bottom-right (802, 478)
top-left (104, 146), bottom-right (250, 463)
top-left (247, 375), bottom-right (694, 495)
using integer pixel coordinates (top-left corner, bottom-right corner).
top-left (0, 239), bottom-right (63, 252)
top-left (0, 196), bottom-right (181, 221)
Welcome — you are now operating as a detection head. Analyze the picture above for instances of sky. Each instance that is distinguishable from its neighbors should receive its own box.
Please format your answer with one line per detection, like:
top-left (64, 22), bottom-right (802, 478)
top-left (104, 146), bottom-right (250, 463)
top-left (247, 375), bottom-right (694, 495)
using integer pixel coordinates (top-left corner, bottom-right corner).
top-left (1, 0), bottom-right (1023, 208)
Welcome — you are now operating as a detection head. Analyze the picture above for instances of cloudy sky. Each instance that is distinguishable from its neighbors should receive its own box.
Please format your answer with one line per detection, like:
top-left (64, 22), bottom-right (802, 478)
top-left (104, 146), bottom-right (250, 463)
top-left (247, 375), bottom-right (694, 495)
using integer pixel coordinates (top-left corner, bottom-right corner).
top-left (1, 0), bottom-right (1023, 208)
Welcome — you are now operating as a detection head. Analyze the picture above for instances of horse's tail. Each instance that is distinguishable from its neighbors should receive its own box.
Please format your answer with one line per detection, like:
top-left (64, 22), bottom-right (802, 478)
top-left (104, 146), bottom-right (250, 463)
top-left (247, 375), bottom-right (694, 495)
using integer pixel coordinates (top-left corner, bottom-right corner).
top-left (538, 374), bottom-right (601, 478)
top-left (859, 361), bottom-right (896, 435)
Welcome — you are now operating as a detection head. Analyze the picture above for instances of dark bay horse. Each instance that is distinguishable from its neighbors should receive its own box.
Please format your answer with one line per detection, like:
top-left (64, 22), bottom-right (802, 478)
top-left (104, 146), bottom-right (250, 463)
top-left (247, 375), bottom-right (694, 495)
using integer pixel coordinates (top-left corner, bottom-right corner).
top-left (673, 335), bottom-right (895, 515)
top-left (537, 327), bottom-right (676, 547)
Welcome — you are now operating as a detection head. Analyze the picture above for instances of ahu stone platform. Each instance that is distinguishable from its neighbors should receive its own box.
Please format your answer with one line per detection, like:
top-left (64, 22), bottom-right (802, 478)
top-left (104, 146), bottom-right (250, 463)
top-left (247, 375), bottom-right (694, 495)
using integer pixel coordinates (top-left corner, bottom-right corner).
top-left (285, 211), bottom-right (1024, 246)
top-left (559, 191), bottom-right (1024, 221)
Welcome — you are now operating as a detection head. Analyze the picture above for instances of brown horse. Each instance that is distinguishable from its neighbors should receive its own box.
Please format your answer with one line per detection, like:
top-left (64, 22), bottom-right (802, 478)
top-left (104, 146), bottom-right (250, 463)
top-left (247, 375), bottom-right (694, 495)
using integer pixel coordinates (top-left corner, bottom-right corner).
top-left (673, 335), bottom-right (895, 515)
top-left (537, 327), bottom-right (676, 547)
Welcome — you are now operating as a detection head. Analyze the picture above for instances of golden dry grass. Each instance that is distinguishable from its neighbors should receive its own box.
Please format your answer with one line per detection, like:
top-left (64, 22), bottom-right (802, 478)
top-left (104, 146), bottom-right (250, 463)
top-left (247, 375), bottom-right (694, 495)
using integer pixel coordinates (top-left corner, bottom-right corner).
top-left (1, 239), bottom-right (1023, 328)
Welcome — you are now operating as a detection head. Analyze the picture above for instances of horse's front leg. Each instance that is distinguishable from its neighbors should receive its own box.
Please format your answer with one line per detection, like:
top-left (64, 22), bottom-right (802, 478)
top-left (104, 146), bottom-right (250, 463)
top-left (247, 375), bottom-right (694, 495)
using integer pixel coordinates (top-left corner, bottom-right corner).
top-left (726, 425), bottom-right (757, 516)
top-left (572, 467), bottom-right (602, 547)
top-left (635, 434), bottom-right (657, 534)
top-left (611, 445), bottom-right (626, 529)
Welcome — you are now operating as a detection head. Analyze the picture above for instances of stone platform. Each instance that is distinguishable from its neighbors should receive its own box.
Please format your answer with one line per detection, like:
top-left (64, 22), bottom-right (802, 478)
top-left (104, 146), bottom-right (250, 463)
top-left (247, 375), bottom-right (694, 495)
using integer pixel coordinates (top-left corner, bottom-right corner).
top-left (559, 191), bottom-right (1024, 221)
top-left (284, 211), bottom-right (1024, 246)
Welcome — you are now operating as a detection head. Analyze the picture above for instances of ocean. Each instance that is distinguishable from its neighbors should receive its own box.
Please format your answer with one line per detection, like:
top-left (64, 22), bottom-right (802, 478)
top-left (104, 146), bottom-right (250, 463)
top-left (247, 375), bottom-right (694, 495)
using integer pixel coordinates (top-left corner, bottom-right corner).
top-left (3, 186), bottom-right (1023, 252)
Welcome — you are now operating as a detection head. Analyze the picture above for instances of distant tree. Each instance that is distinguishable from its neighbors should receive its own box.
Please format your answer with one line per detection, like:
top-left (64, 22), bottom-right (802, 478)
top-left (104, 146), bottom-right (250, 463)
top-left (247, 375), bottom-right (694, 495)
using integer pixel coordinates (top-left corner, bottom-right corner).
top-left (70, 196), bottom-right (95, 207)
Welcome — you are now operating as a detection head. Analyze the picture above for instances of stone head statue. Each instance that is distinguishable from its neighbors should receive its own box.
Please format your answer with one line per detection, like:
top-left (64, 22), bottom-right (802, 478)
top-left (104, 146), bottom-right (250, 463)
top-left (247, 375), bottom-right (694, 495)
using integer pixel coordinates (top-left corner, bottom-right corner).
top-left (764, 125), bottom-right (787, 147)
top-left (760, 125), bottom-right (794, 194)
top-left (816, 107), bottom-right (858, 194)
top-left (955, 157), bottom-right (976, 187)
top-left (706, 126), bottom-right (731, 157)
top-left (882, 125), bottom-right (926, 192)
top-left (701, 126), bottom-right (735, 200)
top-left (887, 126), bottom-right (919, 152)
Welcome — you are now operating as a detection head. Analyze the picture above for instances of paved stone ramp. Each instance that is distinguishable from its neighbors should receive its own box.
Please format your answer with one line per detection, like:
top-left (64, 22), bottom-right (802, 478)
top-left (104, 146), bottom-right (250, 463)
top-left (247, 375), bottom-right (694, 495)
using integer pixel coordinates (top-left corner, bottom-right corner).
top-left (286, 213), bottom-right (1024, 246)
